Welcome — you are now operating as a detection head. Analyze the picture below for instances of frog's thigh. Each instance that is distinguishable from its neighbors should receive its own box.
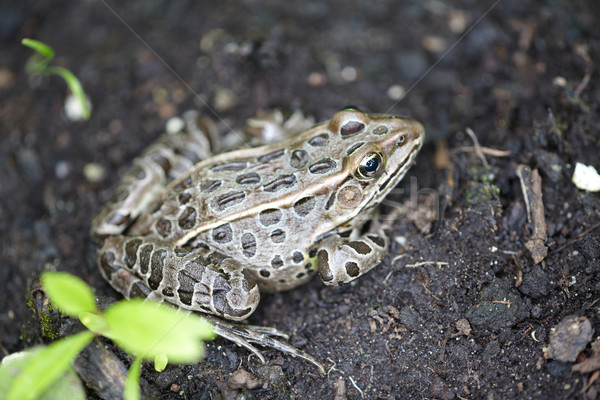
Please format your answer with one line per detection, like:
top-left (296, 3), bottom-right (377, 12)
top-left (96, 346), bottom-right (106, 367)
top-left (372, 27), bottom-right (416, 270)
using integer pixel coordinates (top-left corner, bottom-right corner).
top-left (91, 112), bottom-right (219, 237)
top-left (98, 235), bottom-right (260, 320)
top-left (317, 230), bottom-right (389, 286)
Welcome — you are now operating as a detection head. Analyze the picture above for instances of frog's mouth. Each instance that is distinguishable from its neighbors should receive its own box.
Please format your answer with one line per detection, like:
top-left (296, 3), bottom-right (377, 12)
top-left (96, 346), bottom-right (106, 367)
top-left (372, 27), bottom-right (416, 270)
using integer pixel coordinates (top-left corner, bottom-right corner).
top-left (377, 144), bottom-right (420, 194)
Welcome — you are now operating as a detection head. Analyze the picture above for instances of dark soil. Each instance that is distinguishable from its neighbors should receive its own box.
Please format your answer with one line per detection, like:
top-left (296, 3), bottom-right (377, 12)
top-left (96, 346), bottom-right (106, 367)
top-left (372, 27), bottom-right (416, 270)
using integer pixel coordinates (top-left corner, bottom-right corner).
top-left (2, 0), bottom-right (600, 399)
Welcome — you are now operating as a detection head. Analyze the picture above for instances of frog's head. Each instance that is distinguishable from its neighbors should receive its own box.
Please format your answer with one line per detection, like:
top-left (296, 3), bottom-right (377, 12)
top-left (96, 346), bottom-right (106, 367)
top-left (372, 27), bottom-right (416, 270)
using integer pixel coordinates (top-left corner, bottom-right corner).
top-left (325, 108), bottom-right (424, 223)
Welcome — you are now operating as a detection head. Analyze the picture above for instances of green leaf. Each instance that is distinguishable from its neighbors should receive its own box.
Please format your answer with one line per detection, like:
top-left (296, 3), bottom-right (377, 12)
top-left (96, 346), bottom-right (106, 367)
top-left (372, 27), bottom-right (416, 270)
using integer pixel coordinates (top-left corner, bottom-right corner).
top-left (41, 272), bottom-right (98, 317)
top-left (79, 311), bottom-right (107, 333)
top-left (0, 348), bottom-right (86, 400)
top-left (154, 353), bottom-right (168, 372)
top-left (104, 299), bottom-right (215, 363)
top-left (21, 38), bottom-right (54, 59)
top-left (7, 331), bottom-right (94, 400)
top-left (124, 358), bottom-right (141, 400)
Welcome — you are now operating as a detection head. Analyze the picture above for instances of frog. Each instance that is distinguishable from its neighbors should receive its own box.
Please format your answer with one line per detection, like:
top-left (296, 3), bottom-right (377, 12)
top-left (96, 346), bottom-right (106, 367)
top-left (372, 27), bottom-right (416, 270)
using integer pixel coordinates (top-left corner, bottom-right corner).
top-left (91, 108), bottom-right (424, 373)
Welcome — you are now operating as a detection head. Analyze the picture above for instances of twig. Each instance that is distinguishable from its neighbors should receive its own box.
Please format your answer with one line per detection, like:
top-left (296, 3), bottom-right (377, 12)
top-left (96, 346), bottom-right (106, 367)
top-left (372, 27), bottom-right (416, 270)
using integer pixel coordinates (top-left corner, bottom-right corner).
top-left (516, 165), bottom-right (548, 264)
top-left (465, 128), bottom-right (488, 166)
top-left (451, 146), bottom-right (511, 157)
top-left (348, 376), bottom-right (364, 399)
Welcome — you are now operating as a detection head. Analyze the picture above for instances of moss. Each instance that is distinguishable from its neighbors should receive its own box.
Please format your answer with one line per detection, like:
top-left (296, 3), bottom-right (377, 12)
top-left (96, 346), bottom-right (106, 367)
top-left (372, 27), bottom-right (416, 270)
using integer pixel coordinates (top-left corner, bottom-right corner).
top-left (466, 165), bottom-right (501, 204)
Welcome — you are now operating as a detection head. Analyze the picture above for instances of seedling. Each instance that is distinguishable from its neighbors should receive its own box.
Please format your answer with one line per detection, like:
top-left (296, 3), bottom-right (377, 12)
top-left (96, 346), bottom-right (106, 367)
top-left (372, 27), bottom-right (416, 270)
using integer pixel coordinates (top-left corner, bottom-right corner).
top-left (21, 38), bottom-right (91, 120)
top-left (0, 272), bottom-right (214, 400)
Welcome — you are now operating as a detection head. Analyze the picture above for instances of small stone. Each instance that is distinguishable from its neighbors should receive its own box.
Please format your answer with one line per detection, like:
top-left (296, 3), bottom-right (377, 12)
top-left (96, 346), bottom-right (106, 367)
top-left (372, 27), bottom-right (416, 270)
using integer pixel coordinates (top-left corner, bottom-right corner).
top-left (84, 163), bottom-right (106, 183)
top-left (227, 369), bottom-right (261, 390)
top-left (213, 88), bottom-right (236, 112)
top-left (387, 85), bottom-right (406, 101)
top-left (456, 318), bottom-right (472, 336)
top-left (166, 116), bottom-right (185, 134)
top-left (544, 316), bottom-right (593, 362)
top-left (572, 162), bottom-right (600, 192)
top-left (399, 306), bottom-right (422, 332)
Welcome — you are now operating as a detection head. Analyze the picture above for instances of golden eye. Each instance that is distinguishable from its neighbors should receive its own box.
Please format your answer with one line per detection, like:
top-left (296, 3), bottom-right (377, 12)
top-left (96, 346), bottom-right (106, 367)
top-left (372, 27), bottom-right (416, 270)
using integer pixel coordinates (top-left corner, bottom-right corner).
top-left (356, 152), bottom-right (384, 179)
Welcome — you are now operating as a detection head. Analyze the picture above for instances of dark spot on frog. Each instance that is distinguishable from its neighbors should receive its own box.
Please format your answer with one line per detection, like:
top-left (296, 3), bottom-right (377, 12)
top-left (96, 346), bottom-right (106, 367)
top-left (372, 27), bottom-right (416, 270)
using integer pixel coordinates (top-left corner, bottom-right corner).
top-left (372, 125), bottom-right (388, 135)
top-left (156, 219), bottom-right (172, 238)
top-left (308, 133), bottom-right (329, 147)
top-left (257, 149), bottom-right (285, 163)
top-left (174, 176), bottom-right (193, 192)
top-left (125, 238), bottom-right (142, 268)
top-left (294, 196), bottom-right (316, 217)
top-left (260, 269), bottom-right (271, 278)
top-left (236, 172), bottom-right (261, 185)
top-left (347, 241), bottom-right (372, 255)
top-left (340, 121), bottom-right (365, 137)
top-left (139, 244), bottom-right (153, 274)
top-left (290, 149), bottom-right (309, 169)
top-left (345, 261), bottom-right (360, 277)
top-left (263, 174), bottom-right (297, 192)
top-left (213, 224), bottom-right (233, 243)
top-left (241, 233), bottom-right (257, 258)
top-left (212, 191), bottom-right (245, 211)
top-left (270, 229), bottom-right (286, 243)
top-left (178, 192), bottom-right (192, 204)
top-left (309, 158), bottom-right (336, 174)
top-left (129, 281), bottom-right (152, 299)
top-left (318, 250), bottom-right (332, 281)
top-left (292, 251), bottom-right (304, 263)
top-left (367, 235), bottom-right (386, 247)
top-left (271, 255), bottom-right (284, 269)
top-left (259, 208), bottom-right (282, 226)
top-left (178, 206), bottom-right (197, 229)
top-left (200, 179), bottom-right (221, 193)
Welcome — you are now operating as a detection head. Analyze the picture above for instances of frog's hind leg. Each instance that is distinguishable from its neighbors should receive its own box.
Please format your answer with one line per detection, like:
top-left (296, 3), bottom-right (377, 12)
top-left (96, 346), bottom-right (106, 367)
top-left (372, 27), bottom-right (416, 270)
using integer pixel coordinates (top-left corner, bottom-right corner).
top-left (97, 235), bottom-right (260, 321)
top-left (98, 235), bottom-right (325, 374)
top-left (91, 111), bottom-right (220, 238)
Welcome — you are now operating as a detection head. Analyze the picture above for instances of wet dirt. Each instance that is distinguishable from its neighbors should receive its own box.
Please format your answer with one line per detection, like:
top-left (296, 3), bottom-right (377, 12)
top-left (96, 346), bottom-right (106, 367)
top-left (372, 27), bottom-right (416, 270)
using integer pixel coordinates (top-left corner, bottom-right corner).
top-left (1, 0), bottom-right (600, 399)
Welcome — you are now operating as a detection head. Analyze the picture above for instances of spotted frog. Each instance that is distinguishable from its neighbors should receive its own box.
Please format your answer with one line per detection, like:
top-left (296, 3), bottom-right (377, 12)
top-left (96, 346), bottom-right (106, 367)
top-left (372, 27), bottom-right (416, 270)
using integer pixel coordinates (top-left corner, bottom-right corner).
top-left (92, 108), bottom-right (424, 372)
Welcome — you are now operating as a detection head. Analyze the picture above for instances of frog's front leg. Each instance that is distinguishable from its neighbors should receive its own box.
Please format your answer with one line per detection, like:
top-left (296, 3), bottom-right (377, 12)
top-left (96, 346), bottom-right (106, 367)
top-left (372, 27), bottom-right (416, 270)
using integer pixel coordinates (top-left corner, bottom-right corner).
top-left (317, 224), bottom-right (390, 286)
top-left (98, 235), bottom-right (260, 320)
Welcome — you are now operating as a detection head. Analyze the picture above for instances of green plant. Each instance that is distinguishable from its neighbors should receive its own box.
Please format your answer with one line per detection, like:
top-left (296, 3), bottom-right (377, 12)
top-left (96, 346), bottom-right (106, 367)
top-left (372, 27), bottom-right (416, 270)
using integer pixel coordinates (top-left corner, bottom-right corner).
top-left (21, 38), bottom-right (91, 120)
top-left (0, 272), bottom-right (215, 400)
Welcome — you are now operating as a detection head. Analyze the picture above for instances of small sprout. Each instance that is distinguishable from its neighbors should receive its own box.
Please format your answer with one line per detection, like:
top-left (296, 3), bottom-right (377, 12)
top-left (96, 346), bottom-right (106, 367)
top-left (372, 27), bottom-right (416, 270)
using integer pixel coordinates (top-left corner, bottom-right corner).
top-left (7, 272), bottom-right (215, 399)
top-left (21, 38), bottom-right (91, 120)
top-left (124, 358), bottom-right (142, 400)
top-left (154, 353), bottom-right (169, 372)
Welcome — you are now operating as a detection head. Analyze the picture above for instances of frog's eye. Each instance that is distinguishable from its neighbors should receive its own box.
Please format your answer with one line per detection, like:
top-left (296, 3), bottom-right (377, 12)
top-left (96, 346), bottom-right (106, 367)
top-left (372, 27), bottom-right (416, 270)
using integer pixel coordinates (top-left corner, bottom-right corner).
top-left (356, 152), bottom-right (385, 179)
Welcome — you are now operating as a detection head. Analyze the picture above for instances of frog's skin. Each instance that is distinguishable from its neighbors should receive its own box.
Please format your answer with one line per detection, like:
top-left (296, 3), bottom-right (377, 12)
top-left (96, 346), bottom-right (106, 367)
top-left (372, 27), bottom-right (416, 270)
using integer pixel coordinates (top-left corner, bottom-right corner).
top-left (91, 108), bottom-right (424, 372)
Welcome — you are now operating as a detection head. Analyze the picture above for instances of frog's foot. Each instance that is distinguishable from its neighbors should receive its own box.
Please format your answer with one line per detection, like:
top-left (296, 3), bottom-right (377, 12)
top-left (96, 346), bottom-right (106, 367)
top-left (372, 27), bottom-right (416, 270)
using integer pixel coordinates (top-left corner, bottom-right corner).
top-left (202, 314), bottom-right (326, 375)
top-left (244, 109), bottom-right (315, 143)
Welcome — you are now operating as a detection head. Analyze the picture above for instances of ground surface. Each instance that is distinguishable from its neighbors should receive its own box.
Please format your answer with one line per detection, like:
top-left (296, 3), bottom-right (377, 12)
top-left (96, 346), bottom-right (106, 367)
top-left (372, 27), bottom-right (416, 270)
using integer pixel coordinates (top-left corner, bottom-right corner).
top-left (1, 0), bottom-right (600, 399)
